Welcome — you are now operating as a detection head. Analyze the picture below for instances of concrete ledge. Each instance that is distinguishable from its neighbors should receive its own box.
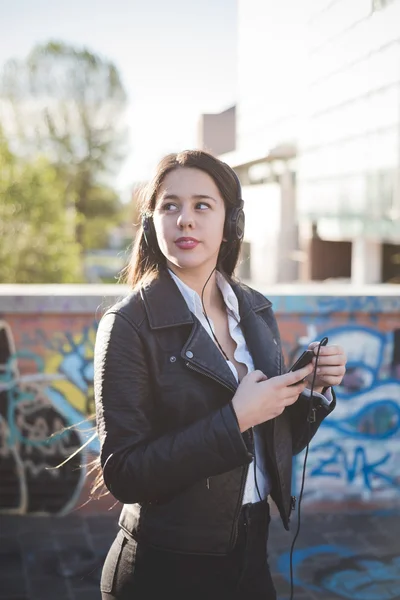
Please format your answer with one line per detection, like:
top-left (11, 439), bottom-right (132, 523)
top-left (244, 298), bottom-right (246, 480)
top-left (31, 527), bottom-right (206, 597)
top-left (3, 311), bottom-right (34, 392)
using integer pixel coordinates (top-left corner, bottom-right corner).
top-left (0, 283), bottom-right (399, 314)
top-left (0, 285), bottom-right (130, 315)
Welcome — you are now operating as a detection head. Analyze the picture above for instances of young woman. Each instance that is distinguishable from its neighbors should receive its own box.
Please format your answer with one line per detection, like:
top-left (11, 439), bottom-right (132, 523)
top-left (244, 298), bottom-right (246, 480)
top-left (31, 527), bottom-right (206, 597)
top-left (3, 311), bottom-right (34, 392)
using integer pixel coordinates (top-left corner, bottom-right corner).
top-left (94, 150), bottom-right (346, 600)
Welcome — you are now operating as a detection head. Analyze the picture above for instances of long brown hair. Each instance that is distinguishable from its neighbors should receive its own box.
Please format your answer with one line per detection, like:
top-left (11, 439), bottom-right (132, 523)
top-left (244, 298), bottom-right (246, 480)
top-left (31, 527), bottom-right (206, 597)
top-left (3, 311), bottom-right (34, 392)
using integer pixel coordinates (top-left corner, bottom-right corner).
top-left (123, 149), bottom-right (243, 288)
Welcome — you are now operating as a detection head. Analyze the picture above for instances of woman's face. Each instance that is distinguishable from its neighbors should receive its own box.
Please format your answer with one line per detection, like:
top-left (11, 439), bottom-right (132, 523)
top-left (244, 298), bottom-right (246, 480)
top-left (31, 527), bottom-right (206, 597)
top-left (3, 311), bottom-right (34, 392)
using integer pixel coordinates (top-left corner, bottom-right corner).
top-left (153, 167), bottom-right (226, 276)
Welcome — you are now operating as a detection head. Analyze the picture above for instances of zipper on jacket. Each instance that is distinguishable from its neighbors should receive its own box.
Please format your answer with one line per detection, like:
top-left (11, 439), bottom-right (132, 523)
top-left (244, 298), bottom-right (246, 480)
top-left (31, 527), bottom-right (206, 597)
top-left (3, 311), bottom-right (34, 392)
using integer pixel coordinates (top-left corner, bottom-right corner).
top-left (185, 360), bottom-right (251, 549)
top-left (268, 420), bottom-right (290, 528)
top-left (186, 361), bottom-right (232, 495)
top-left (229, 463), bottom-right (250, 550)
top-left (308, 407), bottom-right (316, 423)
top-left (274, 454), bottom-right (288, 527)
top-left (185, 361), bottom-right (237, 394)
top-left (185, 359), bottom-right (239, 492)
top-left (229, 427), bottom-right (255, 549)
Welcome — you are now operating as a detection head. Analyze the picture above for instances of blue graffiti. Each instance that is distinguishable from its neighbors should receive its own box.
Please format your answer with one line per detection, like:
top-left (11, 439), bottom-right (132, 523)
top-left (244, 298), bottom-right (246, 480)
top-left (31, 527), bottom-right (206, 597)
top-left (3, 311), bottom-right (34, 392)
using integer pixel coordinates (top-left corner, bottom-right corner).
top-left (1, 348), bottom-right (96, 451)
top-left (0, 321), bottom-right (96, 514)
top-left (293, 323), bottom-right (400, 501)
top-left (321, 556), bottom-right (400, 600)
top-left (315, 325), bottom-right (388, 393)
top-left (323, 400), bottom-right (400, 440)
top-left (278, 544), bottom-right (354, 593)
top-left (2, 351), bottom-right (48, 448)
top-left (315, 295), bottom-right (400, 316)
top-left (309, 442), bottom-right (399, 491)
top-left (270, 294), bottom-right (400, 316)
top-left (45, 328), bottom-right (95, 394)
top-left (278, 545), bottom-right (400, 599)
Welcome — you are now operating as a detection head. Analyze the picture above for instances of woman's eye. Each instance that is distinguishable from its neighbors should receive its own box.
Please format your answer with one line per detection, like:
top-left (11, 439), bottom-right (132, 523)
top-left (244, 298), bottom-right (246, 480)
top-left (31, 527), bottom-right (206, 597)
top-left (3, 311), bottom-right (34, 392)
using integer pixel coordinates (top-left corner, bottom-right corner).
top-left (160, 201), bottom-right (210, 211)
top-left (162, 203), bottom-right (178, 211)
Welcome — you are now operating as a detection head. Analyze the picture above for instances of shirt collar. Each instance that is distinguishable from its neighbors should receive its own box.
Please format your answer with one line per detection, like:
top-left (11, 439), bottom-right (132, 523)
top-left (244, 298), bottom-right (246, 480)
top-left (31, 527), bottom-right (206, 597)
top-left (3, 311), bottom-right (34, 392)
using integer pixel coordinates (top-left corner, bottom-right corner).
top-left (168, 269), bottom-right (240, 322)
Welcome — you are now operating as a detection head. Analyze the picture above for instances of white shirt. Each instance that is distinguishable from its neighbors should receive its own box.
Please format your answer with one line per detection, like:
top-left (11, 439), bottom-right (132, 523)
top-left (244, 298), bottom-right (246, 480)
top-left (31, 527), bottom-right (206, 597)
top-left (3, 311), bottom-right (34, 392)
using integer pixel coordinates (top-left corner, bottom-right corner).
top-left (168, 269), bottom-right (332, 504)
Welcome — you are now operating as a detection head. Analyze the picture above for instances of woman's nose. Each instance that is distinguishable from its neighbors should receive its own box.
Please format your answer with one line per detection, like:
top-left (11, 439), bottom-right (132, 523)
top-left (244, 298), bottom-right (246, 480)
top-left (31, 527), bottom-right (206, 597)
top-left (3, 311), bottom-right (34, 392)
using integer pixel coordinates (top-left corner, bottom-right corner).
top-left (177, 208), bottom-right (194, 229)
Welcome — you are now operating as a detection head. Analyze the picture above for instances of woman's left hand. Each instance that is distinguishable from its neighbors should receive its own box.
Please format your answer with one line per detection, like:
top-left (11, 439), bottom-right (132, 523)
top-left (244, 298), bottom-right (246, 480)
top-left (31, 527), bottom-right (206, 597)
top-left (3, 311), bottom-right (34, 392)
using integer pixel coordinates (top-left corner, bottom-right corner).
top-left (306, 342), bottom-right (347, 392)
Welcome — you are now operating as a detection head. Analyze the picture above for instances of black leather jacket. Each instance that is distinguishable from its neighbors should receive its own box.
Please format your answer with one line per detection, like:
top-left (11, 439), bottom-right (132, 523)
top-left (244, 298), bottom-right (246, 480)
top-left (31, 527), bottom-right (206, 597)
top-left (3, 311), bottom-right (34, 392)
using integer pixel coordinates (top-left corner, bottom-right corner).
top-left (94, 268), bottom-right (335, 555)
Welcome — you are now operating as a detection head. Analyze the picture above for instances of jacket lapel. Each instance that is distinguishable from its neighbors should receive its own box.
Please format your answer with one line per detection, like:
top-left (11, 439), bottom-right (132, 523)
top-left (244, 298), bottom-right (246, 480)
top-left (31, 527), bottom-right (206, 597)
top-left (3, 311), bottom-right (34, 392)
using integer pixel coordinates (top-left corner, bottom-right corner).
top-left (181, 317), bottom-right (238, 392)
top-left (232, 283), bottom-right (281, 380)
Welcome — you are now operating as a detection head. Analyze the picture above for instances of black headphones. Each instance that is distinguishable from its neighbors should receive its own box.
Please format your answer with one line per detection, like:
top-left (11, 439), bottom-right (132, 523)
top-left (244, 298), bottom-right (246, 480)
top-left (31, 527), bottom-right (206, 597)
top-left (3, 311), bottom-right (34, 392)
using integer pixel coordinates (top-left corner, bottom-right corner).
top-left (142, 168), bottom-right (245, 249)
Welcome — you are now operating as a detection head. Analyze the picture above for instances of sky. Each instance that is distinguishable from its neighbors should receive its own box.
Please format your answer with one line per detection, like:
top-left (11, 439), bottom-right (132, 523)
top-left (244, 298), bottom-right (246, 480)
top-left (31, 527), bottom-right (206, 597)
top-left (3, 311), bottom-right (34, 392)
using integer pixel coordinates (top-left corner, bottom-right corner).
top-left (0, 0), bottom-right (237, 195)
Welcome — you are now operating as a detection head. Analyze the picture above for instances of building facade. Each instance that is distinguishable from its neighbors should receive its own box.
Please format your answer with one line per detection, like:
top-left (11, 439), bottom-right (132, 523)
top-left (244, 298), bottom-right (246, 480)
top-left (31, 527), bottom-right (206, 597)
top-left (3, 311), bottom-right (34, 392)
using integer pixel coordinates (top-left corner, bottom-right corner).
top-left (298, 0), bottom-right (400, 283)
top-left (211, 0), bottom-right (400, 286)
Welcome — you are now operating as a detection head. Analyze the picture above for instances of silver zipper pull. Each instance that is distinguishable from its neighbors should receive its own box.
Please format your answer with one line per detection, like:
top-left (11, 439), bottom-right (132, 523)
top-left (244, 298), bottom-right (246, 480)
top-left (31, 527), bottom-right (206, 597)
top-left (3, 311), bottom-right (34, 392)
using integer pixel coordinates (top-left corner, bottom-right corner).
top-left (308, 407), bottom-right (316, 423)
top-left (206, 478), bottom-right (210, 489)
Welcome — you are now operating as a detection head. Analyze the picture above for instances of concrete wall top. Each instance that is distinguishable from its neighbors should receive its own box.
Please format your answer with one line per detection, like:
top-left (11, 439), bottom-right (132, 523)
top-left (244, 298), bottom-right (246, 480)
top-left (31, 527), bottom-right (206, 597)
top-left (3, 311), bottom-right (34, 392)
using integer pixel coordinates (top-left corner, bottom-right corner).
top-left (0, 284), bottom-right (399, 315)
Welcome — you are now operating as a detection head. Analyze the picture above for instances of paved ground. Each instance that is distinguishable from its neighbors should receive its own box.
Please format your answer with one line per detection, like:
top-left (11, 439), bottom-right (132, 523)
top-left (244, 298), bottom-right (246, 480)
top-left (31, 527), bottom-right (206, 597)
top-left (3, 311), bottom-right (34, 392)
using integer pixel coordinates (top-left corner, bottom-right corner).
top-left (1, 508), bottom-right (400, 600)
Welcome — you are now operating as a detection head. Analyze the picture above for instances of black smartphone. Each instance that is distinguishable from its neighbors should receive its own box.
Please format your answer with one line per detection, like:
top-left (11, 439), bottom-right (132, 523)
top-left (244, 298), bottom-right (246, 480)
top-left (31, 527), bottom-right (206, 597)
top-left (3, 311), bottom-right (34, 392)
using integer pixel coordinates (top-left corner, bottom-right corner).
top-left (289, 337), bottom-right (329, 372)
top-left (289, 350), bottom-right (315, 373)
top-left (288, 337), bottom-right (329, 385)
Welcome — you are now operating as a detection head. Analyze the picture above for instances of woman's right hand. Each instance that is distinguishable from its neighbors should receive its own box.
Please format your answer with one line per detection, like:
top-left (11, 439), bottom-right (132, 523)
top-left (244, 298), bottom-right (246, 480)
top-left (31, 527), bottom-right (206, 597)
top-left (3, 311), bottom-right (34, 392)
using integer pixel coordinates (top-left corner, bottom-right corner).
top-left (231, 364), bottom-right (314, 432)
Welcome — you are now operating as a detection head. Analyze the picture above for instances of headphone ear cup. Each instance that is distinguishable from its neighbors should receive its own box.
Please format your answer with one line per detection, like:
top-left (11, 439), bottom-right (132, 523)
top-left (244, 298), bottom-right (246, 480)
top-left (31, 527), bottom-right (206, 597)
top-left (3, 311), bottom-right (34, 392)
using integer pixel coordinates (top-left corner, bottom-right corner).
top-left (225, 205), bottom-right (245, 242)
top-left (235, 208), bottom-right (245, 241)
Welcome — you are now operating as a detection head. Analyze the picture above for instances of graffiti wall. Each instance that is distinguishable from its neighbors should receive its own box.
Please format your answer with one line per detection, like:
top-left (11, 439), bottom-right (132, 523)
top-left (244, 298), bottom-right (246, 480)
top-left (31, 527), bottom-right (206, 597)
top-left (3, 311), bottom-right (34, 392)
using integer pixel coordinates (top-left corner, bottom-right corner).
top-left (274, 294), bottom-right (400, 509)
top-left (0, 288), bottom-right (399, 515)
top-left (0, 312), bottom-right (100, 515)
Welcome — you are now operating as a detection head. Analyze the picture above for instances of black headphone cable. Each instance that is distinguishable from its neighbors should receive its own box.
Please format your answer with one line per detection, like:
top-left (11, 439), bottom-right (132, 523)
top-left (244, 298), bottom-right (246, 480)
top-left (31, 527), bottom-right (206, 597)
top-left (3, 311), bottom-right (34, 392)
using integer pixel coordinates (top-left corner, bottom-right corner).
top-left (200, 266), bottom-right (229, 361)
top-left (289, 337), bottom-right (327, 600)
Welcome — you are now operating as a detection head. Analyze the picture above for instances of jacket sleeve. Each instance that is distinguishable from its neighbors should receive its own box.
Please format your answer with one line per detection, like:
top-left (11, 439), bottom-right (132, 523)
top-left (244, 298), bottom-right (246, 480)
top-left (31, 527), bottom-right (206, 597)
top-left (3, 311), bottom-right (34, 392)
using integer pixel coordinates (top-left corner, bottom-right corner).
top-left (94, 311), bottom-right (252, 505)
top-left (286, 388), bottom-right (336, 455)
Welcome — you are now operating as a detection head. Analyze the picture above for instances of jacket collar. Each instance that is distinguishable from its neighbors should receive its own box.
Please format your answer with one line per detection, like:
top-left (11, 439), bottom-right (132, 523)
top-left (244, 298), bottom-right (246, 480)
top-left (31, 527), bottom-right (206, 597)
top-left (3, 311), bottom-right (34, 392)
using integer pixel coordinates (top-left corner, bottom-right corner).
top-left (141, 268), bottom-right (277, 391)
top-left (141, 268), bottom-right (194, 329)
top-left (230, 280), bottom-right (272, 320)
top-left (228, 280), bottom-right (279, 379)
top-left (141, 267), bottom-right (271, 330)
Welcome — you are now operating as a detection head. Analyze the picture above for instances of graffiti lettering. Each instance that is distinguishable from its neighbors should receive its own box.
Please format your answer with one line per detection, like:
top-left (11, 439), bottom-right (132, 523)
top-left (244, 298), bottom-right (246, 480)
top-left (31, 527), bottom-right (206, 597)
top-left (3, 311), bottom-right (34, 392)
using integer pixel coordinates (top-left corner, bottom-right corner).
top-left (310, 443), bottom-right (398, 491)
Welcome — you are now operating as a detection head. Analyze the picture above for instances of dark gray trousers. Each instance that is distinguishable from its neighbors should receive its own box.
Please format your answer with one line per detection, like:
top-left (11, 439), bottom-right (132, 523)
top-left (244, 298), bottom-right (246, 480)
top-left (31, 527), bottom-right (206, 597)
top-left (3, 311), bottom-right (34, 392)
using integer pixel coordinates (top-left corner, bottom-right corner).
top-left (100, 499), bottom-right (277, 600)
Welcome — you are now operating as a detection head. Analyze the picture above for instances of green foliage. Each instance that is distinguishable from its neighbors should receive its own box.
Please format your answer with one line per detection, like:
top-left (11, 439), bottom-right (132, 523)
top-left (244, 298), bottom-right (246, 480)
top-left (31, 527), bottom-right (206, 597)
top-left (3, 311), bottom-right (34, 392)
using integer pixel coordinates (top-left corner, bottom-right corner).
top-left (74, 183), bottom-right (125, 250)
top-left (0, 135), bottom-right (82, 283)
top-left (0, 40), bottom-right (129, 257)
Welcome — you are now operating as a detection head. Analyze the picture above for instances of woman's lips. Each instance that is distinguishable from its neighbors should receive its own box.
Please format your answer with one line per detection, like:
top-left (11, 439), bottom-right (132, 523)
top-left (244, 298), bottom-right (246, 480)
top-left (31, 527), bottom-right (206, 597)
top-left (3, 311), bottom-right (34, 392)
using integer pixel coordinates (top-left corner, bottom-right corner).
top-left (175, 238), bottom-right (199, 249)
